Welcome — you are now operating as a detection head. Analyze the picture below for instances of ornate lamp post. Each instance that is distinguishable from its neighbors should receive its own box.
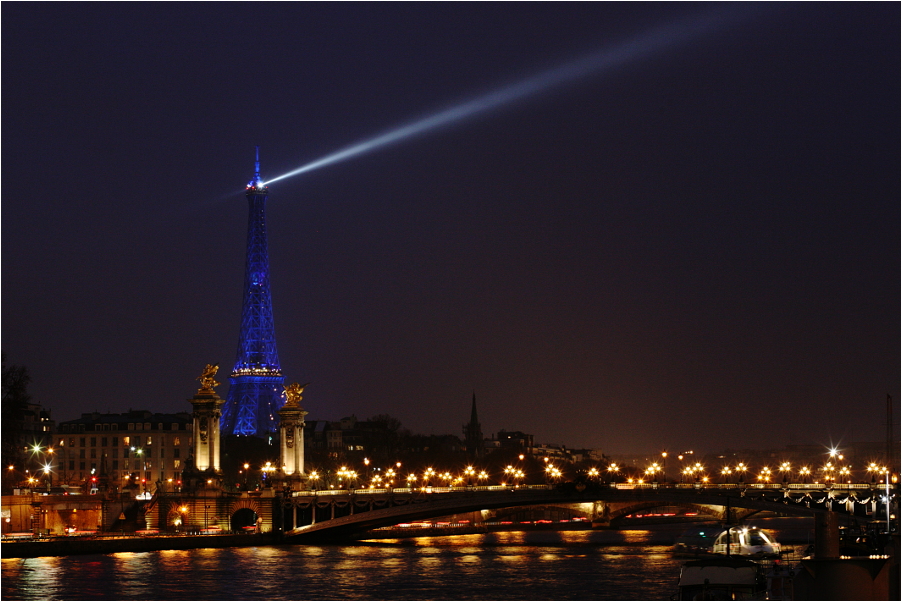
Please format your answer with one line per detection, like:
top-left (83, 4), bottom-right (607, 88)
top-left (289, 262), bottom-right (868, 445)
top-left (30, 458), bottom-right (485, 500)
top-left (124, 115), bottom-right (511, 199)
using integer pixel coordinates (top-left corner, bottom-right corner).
top-left (607, 463), bottom-right (620, 484)
top-left (799, 466), bottom-right (811, 484)
top-left (477, 470), bottom-right (489, 487)
top-left (463, 466), bottom-right (476, 486)
top-left (779, 462), bottom-right (792, 484)
top-left (385, 468), bottom-right (397, 489)
top-left (645, 462), bottom-right (661, 483)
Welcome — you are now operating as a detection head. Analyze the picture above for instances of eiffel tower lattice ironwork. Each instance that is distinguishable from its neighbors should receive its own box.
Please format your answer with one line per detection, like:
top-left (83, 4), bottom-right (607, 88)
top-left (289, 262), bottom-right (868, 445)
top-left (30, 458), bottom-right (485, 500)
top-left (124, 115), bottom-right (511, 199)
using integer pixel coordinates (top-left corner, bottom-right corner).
top-left (221, 147), bottom-right (285, 437)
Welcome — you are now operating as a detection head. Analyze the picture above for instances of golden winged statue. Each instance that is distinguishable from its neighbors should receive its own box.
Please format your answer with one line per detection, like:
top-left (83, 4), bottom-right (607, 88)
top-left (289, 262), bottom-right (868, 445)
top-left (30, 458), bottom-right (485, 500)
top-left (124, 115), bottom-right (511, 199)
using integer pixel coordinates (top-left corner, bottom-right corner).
top-left (283, 382), bottom-right (310, 407)
top-left (197, 363), bottom-right (220, 392)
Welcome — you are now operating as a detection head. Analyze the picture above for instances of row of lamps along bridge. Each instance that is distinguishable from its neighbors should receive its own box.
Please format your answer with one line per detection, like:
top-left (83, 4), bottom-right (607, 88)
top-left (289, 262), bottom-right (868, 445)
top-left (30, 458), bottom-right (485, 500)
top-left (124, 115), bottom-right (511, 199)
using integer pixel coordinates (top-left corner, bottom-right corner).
top-left (11, 445), bottom-right (895, 491)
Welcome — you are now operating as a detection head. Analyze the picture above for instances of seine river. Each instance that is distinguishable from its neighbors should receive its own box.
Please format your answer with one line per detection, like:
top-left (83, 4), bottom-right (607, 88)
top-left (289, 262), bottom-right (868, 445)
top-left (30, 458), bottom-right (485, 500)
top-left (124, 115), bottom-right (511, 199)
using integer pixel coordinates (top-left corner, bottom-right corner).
top-left (2, 525), bottom-right (809, 601)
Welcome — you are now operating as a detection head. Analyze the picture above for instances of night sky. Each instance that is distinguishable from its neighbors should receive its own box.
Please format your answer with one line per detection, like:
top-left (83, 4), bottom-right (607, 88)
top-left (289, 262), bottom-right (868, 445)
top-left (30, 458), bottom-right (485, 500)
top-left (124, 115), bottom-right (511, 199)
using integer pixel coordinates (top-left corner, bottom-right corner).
top-left (3, 3), bottom-right (899, 455)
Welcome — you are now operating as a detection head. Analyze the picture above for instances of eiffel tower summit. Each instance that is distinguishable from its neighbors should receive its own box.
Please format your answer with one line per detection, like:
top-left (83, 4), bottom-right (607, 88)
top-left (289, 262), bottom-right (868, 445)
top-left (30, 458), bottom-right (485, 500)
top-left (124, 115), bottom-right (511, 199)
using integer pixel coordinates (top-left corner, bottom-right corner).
top-left (220, 147), bottom-right (286, 437)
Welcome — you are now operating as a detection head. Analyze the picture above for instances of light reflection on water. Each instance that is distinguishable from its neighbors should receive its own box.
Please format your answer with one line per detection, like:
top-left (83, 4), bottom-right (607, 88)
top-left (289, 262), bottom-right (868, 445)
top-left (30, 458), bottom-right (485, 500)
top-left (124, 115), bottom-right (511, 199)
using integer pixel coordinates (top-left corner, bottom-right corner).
top-left (3, 530), bottom-right (687, 600)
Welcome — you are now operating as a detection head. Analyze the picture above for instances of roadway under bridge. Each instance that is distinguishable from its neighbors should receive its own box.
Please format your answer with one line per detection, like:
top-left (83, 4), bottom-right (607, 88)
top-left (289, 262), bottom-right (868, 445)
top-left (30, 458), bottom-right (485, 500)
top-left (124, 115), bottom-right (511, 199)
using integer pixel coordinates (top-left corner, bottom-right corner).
top-left (281, 482), bottom-right (889, 541)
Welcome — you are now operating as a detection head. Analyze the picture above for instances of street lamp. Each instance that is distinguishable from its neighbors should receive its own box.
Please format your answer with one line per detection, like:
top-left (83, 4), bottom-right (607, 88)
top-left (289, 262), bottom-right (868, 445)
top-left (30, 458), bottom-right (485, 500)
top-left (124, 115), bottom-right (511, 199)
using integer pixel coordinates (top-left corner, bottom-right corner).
top-left (464, 466), bottom-right (476, 486)
top-left (307, 470), bottom-right (320, 491)
top-left (176, 505), bottom-right (188, 532)
top-left (42, 462), bottom-right (53, 488)
top-left (838, 466), bottom-right (851, 483)
top-left (423, 468), bottom-right (435, 488)
top-left (799, 466), bottom-right (811, 484)
top-left (779, 462), bottom-right (792, 483)
top-left (645, 462), bottom-right (661, 483)
top-left (721, 466), bottom-right (732, 484)
top-left (441, 472), bottom-right (454, 487)
top-left (503, 465), bottom-right (515, 485)
top-left (385, 468), bottom-right (397, 488)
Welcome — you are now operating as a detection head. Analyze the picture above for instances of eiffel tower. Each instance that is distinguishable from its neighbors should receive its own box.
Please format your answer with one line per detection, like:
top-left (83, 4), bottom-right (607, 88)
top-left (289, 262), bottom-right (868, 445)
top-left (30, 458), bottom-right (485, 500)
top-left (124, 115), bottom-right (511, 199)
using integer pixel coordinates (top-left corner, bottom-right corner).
top-left (220, 147), bottom-right (285, 437)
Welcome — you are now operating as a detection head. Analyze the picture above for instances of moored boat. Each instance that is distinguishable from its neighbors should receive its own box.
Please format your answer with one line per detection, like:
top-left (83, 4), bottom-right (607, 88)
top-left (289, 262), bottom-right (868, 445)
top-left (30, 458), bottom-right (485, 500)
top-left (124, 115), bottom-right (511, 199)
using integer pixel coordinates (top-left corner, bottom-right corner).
top-left (674, 556), bottom-right (767, 600)
top-left (712, 526), bottom-right (781, 558)
top-left (674, 525), bottom-right (782, 558)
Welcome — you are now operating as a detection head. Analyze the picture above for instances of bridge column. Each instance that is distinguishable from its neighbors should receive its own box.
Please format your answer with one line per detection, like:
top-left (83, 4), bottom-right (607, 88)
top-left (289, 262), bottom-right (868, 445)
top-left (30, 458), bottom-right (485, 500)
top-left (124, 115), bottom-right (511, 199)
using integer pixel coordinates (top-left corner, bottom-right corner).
top-left (591, 501), bottom-right (611, 526)
top-left (814, 511), bottom-right (840, 558)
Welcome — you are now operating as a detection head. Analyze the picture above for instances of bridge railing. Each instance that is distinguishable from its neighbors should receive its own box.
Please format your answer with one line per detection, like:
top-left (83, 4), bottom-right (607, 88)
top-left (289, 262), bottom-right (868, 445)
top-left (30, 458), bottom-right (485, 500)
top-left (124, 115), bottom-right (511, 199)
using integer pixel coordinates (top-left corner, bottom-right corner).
top-left (616, 482), bottom-right (874, 490)
top-left (288, 482), bottom-right (876, 497)
top-left (290, 484), bottom-right (553, 497)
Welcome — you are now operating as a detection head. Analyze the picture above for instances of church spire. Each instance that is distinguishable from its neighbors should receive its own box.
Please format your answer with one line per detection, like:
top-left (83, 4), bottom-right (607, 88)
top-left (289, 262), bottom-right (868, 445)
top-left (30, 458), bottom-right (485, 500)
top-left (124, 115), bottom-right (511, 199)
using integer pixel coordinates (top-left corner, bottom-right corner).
top-left (463, 391), bottom-right (484, 459)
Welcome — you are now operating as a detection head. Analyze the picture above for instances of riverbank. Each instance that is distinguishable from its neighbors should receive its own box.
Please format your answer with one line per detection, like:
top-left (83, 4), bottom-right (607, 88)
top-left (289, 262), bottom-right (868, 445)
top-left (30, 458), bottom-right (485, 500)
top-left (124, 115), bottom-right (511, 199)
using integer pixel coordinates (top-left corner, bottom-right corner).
top-left (1, 532), bottom-right (279, 559)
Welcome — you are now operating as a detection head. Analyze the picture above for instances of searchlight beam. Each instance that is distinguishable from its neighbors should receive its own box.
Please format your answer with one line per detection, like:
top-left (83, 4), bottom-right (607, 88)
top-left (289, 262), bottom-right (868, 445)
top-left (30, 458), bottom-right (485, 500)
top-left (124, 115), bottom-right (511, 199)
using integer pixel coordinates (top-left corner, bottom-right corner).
top-left (263, 6), bottom-right (761, 186)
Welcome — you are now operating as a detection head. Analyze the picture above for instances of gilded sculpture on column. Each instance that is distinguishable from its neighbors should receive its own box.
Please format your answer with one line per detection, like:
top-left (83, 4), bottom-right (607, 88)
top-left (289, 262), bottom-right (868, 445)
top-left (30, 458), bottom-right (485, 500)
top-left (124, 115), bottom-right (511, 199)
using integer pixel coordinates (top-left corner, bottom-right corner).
top-left (283, 382), bottom-right (309, 407)
top-left (197, 363), bottom-right (220, 393)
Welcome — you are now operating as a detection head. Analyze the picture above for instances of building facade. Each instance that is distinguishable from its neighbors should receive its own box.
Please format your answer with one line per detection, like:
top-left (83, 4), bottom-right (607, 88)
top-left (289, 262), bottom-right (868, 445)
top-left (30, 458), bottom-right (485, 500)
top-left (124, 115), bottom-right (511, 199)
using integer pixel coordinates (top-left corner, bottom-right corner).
top-left (54, 411), bottom-right (193, 491)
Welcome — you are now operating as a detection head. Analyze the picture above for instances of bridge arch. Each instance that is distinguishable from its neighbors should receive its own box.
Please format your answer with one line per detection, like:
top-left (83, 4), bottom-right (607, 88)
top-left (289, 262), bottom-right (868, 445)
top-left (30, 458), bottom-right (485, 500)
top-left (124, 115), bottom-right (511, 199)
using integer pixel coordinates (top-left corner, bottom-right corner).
top-left (283, 484), bottom-right (878, 540)
top-left (226, 499), bottom-right (260, 529)
top-left (488, 504), bottom-right (591, 523)
top-left (603, 501), bottom-right (722, 526)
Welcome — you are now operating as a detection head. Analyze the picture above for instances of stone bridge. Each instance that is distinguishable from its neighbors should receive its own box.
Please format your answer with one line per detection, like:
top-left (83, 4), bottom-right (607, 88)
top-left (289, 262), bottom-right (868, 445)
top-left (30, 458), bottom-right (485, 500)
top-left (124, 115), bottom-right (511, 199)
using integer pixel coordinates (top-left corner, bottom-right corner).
top-left (282, 482), bottom-right (887, 540)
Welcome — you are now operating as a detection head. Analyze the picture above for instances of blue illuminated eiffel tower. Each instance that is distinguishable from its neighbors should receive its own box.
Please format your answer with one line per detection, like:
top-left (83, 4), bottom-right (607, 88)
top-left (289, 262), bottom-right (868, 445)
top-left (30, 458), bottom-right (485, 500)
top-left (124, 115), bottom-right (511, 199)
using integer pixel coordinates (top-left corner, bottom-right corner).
top-left (221, 147), bottom-right (285, 437)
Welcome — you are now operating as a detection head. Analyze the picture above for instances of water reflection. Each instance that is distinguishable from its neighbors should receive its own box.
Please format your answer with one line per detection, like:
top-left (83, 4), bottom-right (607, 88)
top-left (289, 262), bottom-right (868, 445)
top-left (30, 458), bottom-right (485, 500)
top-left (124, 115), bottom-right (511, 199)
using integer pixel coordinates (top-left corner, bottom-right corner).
top-left (3, 531), bottom-right (686, 601)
